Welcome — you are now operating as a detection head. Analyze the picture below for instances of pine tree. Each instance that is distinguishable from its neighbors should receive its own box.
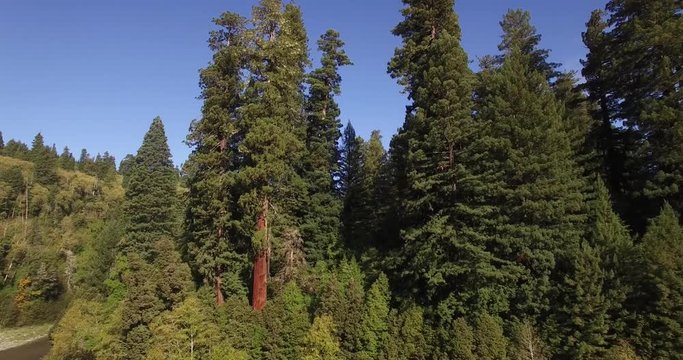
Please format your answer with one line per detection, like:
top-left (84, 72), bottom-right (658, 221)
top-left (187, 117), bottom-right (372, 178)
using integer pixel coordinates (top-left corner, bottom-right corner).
top-left (630, 203), bottom-right (683, 358)
top-left (3, 139), bottom-right (30, 160)
top-left (476, 46), bottom-right (587, 320)
top-left (497, 9), bottom-right (560, 82)
top-left (121, 117), bottom-right (177, 259)
top-left (474, 313), bottom-right (508, 360)
top-left (30, 133), bottom-right (58, 185)
top-left (387, 0), bottom-right (508, 322)
top-left (0, 131), bottom-right (4, 152)
top-left (361, 273), bottom-right (390, 358)
top-left (301, 29), bottom-right (351, 264)
top-left (303, 315), bottom-right (341, 360)
top-left (235, 0), bottom-right (310, 310)
top-left (589, 178), bottom-right (633, 341)
top-left (448, 317), bottom-right (476, 360)
top-left (58, 147), bottom-right (76, 171)
top-left (340, 122), bottom-right (365, 247)
top-left (552, 242), bottom-right (609, 359)
top-left (183, 10), bottom-right (250, 305)
top-left (583, 1), bottom-right (683, 228)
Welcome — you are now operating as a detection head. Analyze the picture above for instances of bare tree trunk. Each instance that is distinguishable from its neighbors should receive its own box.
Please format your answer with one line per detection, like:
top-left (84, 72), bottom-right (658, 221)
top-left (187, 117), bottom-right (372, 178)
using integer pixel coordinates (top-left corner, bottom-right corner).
top-left (252, 197), bottom-right (269, 311)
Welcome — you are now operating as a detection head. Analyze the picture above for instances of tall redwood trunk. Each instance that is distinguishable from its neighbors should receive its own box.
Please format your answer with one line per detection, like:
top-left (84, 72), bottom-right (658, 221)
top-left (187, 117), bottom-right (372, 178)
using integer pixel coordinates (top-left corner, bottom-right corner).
top-left (252, 198), bottom-right (268, 311)
top-left (215, 272), bottom-right (224, 305)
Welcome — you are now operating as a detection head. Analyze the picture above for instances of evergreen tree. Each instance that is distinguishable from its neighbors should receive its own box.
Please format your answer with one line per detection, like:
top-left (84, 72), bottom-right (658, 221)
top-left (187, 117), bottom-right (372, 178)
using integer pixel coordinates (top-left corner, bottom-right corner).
top-left (0, 131), bottom-right (4, 152)
top-left (630, 203), bottom-right (683, 358)
top-left (380, 306), bottom-right (429, 360)
top-left (589, 178), bottom-right (633, 341)
top-left (301, 29), bottom-right (351, 264)
top-left (361, 273), bottom-right (390, 359)
top-left (31, 133), bottom-right (58, 185)
top-left (3, 139), bottom-right (30, 160)
top-left (476, 46), bottom-right (587, 320)
top-left (497, 9), bottom-right (560, 82)
top-left (340, 122), bottom-right (365, 247)
top-left (474, 313), bottom-right (508, 360)
top-left (183, 10), bottom-right (250, 305)
top-left (303, 315), bottom-right (341, 360)
top-left (235, 0), bottom-right (311, 310)
top-left (262, 282), bottom-right (310, 359)
top-left (58, 147), bottom-right (76, 171)
top-left (583, 1), bottom-right (683, 228)
top-left (552, 242), bottom-right (609, 359)
top-left (121, 117), bottom-right (177, 258)
top-left (387, 0), bottom-right (508, 322)
top-left (447, 317), bottom-right (476, 360)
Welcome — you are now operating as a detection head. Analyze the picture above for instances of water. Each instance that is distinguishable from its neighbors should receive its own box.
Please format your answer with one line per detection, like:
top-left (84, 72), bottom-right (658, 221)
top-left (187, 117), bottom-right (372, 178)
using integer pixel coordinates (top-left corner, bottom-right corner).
top-left (0, 336), bottom-right (50, 360)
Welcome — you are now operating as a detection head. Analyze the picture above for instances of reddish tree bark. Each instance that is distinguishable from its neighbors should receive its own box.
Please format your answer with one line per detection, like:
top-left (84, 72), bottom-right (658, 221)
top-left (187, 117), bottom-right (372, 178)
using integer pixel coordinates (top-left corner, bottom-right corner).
top-left (252, 198), bottom-right (268, 311)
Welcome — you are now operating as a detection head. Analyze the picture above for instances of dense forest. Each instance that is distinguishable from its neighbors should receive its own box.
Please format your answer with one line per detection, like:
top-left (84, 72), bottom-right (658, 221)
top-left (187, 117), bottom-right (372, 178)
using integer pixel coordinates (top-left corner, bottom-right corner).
top-left (0, 0), bottom-right (681, 359)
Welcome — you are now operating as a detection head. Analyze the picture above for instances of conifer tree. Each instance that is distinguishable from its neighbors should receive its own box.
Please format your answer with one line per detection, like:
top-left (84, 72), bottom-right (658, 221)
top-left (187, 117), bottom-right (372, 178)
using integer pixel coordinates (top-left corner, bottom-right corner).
top-left (184, 10), bottom-right (249, 304)
top-left (589, 178), bottom-right (632, 341)
top-left (0, 131), bottom-right (4, 152)
top-left (583, 1), bottom-right (683, 227)
top-left (448, 317), bottom-right (476, 360)
top-left (630, 203), bottom-right (683, 358)
top-left (3, 139), bottom-right (30, 160)
top-left (387, 0), bottom-right (508, 322)
top-left (476, 46), bottom-right (587, 320)
top-left (301, 29), bottom-right (351, 264)
top-left (235, 0), bottom-right (310, 310)
top-left (31, 133), bottom-right (58, 185)
top-left (497, 9), bottom-right (560, 82)
top-left (474, 313), bottom-right (508, 360)
top-left (362, 273), bottom-right (390, 359)
top-left (121, 117), bottom-right (177, 258)
top-left (58, 147), bottom-right (76, 171)
top-left (340, 122), bottom-right (365, 247)
top-left (303, 315), bottom-right (341, 360)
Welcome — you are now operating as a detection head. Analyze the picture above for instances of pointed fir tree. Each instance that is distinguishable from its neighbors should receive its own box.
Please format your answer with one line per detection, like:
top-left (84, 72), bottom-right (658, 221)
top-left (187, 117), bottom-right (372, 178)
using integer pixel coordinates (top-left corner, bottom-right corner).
top-left (0, 131), bottom-right (4, 152)
top-left (235, 0), bottom-right (311, 310)
top-left (30, 132), bottom-right (58, 185)
top-left (340, 122), bottom-right (365, 248)
top-left (496, 9), bottom-right (560, 82)
top-left (300, 29), bottom-right (352, 264)
top-left (589, 177), bottom-right (633, 341)
top-left (387, 0), bottom-right (509, 322)
top-left (184, 10), bottom-right (249, 304)
top-left (630, 203), bottom-right (683, 358)
top-left (121, 117), bottom-right (177, 259)
top-left (476, 46), bottom-right (587, 321)
top-left (58, 147), bottom-right (76, 171)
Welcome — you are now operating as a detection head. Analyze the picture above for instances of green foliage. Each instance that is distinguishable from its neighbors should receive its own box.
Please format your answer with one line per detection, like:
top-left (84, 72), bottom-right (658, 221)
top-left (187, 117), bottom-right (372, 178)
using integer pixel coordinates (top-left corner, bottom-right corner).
top-left (301, 29), bottom-right (351, 264)
top-left (509, 320), bottom-right (548, 360)
top-left (31, 133), bottom-right (58, 185)
top-left (448, 318), bottom-right (476, 360)
top-left (262, 281), bottom-right (310, 359)
top-left (628, 203), bottom-right (683, 359)
top-left (474, 313), bottom-right (508, 360)
top-left (121, 117), bottom-right (177, 258)
top-left (380, 305), bottom-right (429, 360)
top-left (303, 315), bottom-right (341, 360)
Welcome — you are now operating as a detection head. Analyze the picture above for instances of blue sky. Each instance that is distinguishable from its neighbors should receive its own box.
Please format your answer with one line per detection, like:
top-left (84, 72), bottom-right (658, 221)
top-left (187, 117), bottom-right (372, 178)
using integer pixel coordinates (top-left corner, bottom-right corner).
top-left (0, 0), bottom-right (607, 166)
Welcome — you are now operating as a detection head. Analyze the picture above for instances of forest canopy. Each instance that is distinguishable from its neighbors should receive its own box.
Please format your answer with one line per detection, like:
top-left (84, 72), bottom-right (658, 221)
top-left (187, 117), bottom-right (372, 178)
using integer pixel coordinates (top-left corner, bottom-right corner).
top-left (0, 0), bottom-right (681, 359)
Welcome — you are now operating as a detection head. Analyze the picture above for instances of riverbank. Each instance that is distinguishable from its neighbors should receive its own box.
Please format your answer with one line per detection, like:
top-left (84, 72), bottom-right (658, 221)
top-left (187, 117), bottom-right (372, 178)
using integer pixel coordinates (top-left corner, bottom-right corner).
top-left (0, 336), bottom-right (50, 360)
top-left (0, 324), bottom-right (51, 354)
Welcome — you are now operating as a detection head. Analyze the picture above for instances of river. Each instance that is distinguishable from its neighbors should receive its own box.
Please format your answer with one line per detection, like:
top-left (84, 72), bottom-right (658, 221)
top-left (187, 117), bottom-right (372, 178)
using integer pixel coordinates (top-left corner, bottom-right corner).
top-left (0, 336), bottom-right (50, 360)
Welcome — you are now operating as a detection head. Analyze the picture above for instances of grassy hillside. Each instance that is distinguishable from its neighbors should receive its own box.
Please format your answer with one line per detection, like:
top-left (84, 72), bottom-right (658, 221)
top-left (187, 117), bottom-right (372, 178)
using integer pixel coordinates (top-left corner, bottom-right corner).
top-left (0, 155), bottom-right (124, 326)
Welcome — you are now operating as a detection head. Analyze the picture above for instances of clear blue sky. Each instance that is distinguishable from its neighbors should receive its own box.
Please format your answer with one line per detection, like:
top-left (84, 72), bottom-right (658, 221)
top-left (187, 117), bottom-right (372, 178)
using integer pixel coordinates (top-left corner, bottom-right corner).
top-left (0, 0), bottom-right (607, 166)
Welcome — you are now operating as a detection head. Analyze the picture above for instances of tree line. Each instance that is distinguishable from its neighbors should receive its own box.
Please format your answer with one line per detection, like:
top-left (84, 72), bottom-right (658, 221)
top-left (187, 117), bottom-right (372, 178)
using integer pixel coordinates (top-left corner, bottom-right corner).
top-left (1, 0), bottom-right (680, 359)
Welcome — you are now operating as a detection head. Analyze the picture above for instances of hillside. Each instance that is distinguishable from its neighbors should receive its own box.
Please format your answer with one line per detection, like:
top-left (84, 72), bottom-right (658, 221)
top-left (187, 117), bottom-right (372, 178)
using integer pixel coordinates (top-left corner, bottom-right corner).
top-left (0, 155), bottom-right (124, 326)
